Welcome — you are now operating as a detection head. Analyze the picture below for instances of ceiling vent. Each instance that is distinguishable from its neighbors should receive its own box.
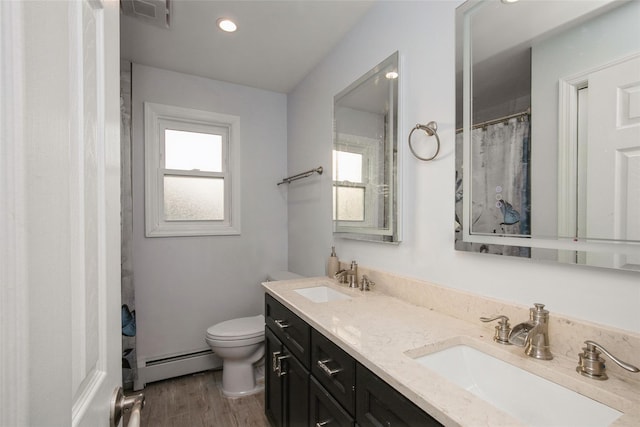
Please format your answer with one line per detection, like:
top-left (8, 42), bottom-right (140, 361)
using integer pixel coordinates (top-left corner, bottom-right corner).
top-left (121, 0), bottom-right (171, 29)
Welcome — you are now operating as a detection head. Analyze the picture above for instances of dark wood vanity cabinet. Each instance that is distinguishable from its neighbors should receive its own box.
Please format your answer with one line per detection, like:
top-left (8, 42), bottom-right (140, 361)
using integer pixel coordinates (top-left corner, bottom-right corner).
top-left (265, 293), bottom-right (442, 427)
top-left (309, 377), bottom-right (354, 427)
top-left (265, 328), bottom-right (310, 427)
top-left (265, 295), bottom-right (310, 427)
top-left (265, 329), bottom-right (285, 426)
top-left (310, 329), bottom-right (356, 415)
top-left (355, 363), bottom-right (442, 427)
top-left (266, 293), bottom-right (311, 367)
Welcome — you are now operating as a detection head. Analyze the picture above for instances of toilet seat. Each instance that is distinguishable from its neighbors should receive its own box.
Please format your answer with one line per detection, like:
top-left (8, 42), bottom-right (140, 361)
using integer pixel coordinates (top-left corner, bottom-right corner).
top-left (206, 314), bottom-right (264, 342)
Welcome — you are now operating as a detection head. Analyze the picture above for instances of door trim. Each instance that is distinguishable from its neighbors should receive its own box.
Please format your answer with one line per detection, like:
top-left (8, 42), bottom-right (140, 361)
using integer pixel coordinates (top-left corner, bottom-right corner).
top-left (557, 52), bottom-right (640, 260)
top-left (0, 1), bottom-right (29, 425)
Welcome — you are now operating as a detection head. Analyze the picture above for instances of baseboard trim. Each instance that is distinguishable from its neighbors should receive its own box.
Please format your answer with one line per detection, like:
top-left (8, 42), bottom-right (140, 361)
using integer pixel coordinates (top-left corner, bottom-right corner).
top-left (134, 350), bottom-right (222, 390)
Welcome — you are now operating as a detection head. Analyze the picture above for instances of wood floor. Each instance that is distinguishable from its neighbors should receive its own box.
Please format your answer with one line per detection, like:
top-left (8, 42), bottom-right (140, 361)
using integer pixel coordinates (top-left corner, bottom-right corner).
top-left (125, 370), bottom-right (270, 427)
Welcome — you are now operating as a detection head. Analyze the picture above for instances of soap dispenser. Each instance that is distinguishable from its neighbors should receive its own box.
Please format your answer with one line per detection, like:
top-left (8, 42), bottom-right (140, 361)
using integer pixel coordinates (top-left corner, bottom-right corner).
top-left (327, 246), bottom-right (339, 277)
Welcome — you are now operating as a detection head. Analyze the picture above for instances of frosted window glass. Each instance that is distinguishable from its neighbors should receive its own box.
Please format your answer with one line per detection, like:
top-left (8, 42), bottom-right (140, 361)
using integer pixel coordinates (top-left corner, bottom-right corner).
top-left (333, 150), bottom-right (363, 182)
top-left (334, 186), bottom-right (365, 221)
top-left (165, 129), bottom-right (222, 172)
top-left (164, 176), bottom-right (224, 221)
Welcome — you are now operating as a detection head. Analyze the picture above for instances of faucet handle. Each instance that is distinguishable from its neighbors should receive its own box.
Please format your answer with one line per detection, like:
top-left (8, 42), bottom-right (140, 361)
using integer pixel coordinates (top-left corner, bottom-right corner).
top-left (360, 275), bottom-right (375, 291)
top-left (333, 269), bottom-right (348, 284)
top-left (480, 315), bottom-right (512, 345)
top-left (577, 340), bottom-right (640, 380)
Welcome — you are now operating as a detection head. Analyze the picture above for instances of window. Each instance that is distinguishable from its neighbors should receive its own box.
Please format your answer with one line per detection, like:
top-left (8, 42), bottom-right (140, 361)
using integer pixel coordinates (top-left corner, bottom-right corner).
top-left (332, 133), bottom-right (382, 229)
top-left (144, 102), bottom-right (240, 236)
top-left (333, 149), bottom-right (366, 221)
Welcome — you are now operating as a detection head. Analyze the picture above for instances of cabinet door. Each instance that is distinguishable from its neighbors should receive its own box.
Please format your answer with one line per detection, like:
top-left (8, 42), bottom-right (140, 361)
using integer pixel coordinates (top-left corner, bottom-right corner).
top-left (265, 293), bottom-right (311, 368)
top-left (355, 363), bottom-right (442, 427)
top-left (283, 347), bottom-right (310, 427)
top-left (310, 377), bottom-right (354, 427)
top-left (266, 324), bottom-right (310, 427)
top-left (311, 329), bottom-right (356, 415)
top-left (266, 328), bottom-right (285, 427)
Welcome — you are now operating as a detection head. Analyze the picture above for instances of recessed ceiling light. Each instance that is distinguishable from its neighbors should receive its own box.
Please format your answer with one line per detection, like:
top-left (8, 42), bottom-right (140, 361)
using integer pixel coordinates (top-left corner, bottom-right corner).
top-left (217, 18), bottom-right (237, 33)
top-left (386, 71), bottom-right (399, 79)
top-left (501, 0), bottom-right (520, 3)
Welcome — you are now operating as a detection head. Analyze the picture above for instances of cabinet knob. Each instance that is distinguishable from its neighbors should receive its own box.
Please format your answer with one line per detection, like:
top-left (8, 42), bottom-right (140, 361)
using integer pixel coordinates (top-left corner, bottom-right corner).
top-left (316, 419), bottom-right (332, 427)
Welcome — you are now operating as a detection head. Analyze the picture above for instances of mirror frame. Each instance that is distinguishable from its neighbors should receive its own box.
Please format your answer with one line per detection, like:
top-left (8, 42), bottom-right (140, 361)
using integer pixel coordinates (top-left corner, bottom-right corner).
top-left (333, 51), bottom-right (402, 243)
top-left (456, 0), bottom-right (640, 269)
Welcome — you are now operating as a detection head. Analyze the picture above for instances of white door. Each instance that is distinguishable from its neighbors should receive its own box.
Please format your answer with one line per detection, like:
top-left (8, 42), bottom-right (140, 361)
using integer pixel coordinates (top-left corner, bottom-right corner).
top-left (585, 54), bottom-right (640, 269)
top-left (0, 1), bottom-right (122, 426)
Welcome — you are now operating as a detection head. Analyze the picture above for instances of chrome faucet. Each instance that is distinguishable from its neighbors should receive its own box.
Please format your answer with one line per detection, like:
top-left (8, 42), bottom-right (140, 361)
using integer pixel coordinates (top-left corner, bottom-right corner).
top-left (333, 260), bottom-right (358, 288)
top-left (349, 260), bottom-right (358, 288)
top-left (508, 303), bottom-right (553, 360)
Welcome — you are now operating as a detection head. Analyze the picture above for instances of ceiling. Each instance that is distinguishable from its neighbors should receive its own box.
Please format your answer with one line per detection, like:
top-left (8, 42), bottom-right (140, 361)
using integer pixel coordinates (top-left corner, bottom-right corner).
top-left (120, 0), bottom-right (375, 94)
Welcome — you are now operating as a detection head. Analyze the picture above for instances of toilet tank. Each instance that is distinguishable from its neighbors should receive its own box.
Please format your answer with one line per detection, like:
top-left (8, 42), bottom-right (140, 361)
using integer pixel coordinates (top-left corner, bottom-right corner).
top-left (266, 271), bottom-right (304, 281)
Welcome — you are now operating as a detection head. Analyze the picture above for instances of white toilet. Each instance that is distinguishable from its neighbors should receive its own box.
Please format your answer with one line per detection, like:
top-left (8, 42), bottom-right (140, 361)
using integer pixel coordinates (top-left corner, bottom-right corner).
top-left (206, 314), bottom-right (266, 397)
top-left (205, 271), bottom-right (302, 397)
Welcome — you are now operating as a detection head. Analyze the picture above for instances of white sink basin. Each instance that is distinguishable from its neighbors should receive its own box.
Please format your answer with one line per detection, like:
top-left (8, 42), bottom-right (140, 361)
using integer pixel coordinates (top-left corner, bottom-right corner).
top-left (294, 286), bottom-right (351, 303)
top-left (414, 345), bottom-right (622, 427)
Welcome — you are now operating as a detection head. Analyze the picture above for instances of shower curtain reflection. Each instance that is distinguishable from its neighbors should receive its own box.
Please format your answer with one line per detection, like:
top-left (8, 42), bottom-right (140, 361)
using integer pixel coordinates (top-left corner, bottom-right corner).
top-left (121, 62), bottom-right (137, 389)
top-left (455, 115), bottom-right (531, 257)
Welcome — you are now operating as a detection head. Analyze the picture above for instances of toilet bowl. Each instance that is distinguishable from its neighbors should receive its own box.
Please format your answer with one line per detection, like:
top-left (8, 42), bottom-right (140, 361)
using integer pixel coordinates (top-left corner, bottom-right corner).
top-left (205, 272), bottom-right (303, 397)
top-left (206, 314), bottom-right (265, 397)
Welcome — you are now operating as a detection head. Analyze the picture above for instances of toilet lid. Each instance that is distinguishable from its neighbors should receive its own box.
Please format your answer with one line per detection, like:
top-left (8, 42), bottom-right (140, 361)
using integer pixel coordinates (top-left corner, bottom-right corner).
top-left (206, 314), bottom-right (265, 340)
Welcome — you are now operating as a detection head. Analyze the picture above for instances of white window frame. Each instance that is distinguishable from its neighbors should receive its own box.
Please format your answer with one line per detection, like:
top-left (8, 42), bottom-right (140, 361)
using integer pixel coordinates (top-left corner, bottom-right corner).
top-left (144, 102), bottom-right (241, 237)
top-left (333, 134), bottom-right (381, 228)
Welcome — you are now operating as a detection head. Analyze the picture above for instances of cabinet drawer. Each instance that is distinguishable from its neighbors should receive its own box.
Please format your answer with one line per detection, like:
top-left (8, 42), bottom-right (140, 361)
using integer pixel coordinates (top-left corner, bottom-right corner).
top-left (310, 377), bottom-right (354, 427)
top-left (265, 293), bottom-right (311, 369)
top-left (311, 329), bottom-right (356, 416)
top-left (355, 363), bottom-right (442, 427)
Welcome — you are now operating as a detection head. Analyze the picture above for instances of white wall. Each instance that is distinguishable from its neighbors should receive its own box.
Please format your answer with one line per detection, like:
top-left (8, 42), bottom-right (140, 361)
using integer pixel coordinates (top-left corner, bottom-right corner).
top-left (287, 1), bottom-right (640, 333)
top-left (131, 64), bottom-right (289, 365)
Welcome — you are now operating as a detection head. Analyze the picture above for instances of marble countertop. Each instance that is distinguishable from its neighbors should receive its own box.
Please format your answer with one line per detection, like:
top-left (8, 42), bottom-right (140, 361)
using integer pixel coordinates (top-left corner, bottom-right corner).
top-left (262, 277), bottom-right (640, 427)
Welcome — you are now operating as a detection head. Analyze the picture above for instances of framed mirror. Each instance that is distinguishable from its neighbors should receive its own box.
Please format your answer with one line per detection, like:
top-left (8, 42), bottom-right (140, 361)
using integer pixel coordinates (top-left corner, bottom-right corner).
top-left (333, 51), bottom-right (401, 243)
top-left (455, 0), bottom-right (640, 270)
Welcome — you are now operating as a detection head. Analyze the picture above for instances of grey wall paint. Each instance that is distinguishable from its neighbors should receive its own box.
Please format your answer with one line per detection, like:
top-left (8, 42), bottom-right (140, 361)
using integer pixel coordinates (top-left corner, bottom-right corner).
top-left (286, 1), bottom-right (639, 332)
top-left (131, 64), bottom-right (288, 365)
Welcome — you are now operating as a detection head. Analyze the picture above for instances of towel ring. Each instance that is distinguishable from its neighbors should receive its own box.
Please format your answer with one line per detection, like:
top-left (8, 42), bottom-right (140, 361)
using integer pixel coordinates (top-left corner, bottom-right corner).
top-left (408, 121), bottom-right (440, 161)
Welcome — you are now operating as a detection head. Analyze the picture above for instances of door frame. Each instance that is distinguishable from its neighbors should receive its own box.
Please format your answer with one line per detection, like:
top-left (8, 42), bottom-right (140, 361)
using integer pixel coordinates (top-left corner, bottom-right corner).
top-left (0, 1), bottom-right (29, 424)
top-left (557, 52), bottom-right (640, 263)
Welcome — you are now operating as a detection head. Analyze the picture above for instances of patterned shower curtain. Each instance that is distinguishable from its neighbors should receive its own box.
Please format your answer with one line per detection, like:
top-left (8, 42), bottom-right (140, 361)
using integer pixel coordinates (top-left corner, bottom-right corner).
top-left (120, 62), bottom-right (137, 389)
top-left (455, 116), bottom-right (531, 257)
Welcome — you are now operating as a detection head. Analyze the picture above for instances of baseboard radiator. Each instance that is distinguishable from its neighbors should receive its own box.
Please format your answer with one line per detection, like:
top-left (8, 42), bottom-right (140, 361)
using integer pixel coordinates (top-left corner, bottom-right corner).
top-left (134, 349), bottom-right (222, 390)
